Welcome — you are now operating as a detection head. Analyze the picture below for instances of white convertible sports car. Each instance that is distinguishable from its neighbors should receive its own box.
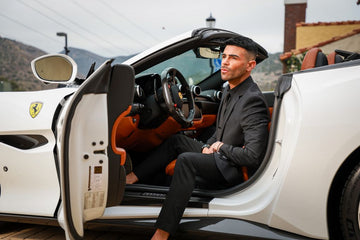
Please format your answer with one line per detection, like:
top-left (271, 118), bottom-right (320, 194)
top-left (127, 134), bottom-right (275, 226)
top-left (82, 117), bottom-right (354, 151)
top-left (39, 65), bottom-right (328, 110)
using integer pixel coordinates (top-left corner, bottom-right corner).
top-left (1, 28), bottom-right (360, 240)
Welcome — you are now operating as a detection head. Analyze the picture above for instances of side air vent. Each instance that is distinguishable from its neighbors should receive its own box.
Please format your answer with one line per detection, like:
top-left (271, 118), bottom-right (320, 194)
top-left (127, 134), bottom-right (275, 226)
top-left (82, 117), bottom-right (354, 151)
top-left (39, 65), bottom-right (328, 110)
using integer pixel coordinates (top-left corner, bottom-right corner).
top-left (0, 135), bottom-right (48, 150)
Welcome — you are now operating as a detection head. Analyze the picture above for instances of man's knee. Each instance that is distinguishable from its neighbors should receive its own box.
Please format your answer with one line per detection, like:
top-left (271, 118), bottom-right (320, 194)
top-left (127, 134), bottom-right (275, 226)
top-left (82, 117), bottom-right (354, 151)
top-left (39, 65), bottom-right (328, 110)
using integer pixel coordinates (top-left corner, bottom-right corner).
top-left (176, 152), bottom-right (198, 171)
top-left (174, 152), bottom-right (197, 180)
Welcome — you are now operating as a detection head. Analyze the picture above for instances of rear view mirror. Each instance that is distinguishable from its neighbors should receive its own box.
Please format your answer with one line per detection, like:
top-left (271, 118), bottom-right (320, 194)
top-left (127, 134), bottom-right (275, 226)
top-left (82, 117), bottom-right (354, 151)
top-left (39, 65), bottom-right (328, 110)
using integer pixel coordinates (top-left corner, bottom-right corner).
top-left (196, 47), bottom-right (221, 59)
top-left (31, 54), bottom-right (77, 84)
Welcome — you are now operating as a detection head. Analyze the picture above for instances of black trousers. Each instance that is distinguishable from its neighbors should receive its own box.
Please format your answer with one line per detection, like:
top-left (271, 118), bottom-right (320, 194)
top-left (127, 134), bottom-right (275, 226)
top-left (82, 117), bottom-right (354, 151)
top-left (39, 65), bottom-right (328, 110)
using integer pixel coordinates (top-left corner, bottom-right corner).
top-left (133, 134), bottom-right (203, 184)
top-left (133, 134), bottom-right (229, 235)
top-left (154, 145), bottom-right (229, 235)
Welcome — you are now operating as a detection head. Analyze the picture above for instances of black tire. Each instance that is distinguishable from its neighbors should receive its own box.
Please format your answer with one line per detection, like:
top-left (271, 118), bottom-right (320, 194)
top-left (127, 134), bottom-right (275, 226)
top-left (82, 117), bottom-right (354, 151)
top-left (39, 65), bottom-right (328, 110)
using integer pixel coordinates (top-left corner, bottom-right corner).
top-left (339, 162), bottom-right (360, 239)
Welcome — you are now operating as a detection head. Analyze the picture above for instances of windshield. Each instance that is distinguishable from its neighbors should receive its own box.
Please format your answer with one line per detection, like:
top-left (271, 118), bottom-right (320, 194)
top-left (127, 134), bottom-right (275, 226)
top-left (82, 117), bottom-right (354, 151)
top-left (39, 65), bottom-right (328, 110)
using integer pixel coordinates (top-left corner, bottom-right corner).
top-left (136, 49), bottom-right (221, 86)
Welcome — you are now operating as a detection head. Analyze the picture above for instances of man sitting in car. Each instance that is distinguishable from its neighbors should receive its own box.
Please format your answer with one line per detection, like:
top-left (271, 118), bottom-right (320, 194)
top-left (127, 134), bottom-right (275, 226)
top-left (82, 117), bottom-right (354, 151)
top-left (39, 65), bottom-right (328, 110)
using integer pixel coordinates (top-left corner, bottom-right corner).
top-left (127, 36), bottom-right (270, 240)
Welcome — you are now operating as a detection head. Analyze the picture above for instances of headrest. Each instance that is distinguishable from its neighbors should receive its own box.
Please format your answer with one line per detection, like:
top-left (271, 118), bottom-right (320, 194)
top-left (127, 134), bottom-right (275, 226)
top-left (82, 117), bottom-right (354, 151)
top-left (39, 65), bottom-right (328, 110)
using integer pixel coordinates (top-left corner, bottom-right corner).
top-left (301, 48), bottom-right (328, 70)
top-left (327, 52), bottom-right (343, 65)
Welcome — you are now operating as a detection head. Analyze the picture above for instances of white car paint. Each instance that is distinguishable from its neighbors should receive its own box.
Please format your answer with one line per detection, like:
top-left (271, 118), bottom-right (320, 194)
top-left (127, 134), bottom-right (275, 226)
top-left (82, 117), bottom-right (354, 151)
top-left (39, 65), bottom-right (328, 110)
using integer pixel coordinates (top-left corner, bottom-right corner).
top-left (0, 88), bottom-right (75, 216)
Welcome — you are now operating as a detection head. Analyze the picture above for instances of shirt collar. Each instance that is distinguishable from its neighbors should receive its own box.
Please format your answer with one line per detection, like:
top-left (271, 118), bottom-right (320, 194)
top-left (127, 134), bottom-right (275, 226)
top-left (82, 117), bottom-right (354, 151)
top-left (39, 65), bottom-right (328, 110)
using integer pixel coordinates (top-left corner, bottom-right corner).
top-left (225, 76), bottom-right (253, 97)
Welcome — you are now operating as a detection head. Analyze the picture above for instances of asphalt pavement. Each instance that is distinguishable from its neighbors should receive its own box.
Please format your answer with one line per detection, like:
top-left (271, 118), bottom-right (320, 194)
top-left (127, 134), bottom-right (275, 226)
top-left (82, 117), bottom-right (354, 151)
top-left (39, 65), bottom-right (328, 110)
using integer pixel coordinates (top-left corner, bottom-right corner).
top-left (0, 222), bottom-right (246, 239)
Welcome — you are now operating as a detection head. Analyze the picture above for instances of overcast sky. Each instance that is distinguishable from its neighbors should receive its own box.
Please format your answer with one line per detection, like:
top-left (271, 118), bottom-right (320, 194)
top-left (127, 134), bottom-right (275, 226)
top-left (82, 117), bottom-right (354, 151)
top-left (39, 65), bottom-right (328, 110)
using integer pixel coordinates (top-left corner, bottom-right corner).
top-left (0, 0), bottom-right (359, 57)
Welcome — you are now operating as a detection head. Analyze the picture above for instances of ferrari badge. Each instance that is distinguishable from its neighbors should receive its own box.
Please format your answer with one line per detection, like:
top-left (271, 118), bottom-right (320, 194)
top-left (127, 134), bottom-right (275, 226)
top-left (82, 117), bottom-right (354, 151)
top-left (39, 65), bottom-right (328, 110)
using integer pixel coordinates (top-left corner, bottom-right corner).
top-left (29, 102), bottom-right (43, 118)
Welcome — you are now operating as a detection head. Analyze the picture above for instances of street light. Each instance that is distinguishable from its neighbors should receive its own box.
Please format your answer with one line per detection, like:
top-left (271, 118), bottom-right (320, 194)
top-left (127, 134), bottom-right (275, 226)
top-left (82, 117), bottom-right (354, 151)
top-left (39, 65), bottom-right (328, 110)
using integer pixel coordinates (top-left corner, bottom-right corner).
top-left (56, 32), bottom-right (70, 55)
top-left (206, 13), bottom-right (216, 28)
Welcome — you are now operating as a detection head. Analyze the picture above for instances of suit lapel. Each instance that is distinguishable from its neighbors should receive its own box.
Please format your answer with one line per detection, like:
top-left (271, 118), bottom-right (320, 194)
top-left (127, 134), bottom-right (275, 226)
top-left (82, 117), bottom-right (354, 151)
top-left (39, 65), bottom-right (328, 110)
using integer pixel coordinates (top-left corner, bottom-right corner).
top-left (216, 87), bottom-right (228, 140)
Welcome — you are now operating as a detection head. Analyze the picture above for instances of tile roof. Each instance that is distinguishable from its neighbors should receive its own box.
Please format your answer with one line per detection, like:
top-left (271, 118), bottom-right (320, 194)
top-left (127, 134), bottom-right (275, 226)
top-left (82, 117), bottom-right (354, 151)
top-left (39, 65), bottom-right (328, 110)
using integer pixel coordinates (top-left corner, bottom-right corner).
top-left (280, 25), bottom-right (360, 60)
top-left (296, 20), bottom-right (360, 27)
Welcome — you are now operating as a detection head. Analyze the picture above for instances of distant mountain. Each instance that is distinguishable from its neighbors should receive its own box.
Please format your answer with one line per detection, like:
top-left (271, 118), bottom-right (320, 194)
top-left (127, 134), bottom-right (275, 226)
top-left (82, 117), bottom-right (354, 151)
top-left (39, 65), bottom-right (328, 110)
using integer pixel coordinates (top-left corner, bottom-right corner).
top-left (59, 48), bottom-right (134, 77)
top-left (0, 37), bottom-right (134, 91)
top-left (0, 37), bottom-right (47, 90)
top-left (61, 47), bottom-right (107, 78)
top-left (62, 48), bottom-right (283, 92)
top-left (0, 36), bottom-right (282, 92)
top-left (252, 52), bottom-right (283, 91)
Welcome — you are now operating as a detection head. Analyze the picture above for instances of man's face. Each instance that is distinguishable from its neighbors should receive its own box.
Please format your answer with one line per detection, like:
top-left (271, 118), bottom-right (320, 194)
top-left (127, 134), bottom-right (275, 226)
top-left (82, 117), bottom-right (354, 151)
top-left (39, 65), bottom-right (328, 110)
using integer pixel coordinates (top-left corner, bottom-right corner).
top-left (220, 45), bottom-right (255, 86)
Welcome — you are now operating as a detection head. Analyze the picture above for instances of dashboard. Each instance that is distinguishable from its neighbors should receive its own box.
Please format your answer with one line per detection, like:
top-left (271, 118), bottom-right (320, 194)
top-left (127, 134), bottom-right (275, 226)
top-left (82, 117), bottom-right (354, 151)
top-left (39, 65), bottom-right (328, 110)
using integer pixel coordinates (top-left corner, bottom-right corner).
top-left (132, 73), bottom-right (221, 129)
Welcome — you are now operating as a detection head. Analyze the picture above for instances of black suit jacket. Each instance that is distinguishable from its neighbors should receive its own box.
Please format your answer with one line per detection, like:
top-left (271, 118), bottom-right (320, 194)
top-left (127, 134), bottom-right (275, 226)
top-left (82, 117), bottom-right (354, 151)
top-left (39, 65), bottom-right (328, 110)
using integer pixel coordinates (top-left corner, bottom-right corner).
top-left (207, 76), bottom-right (270, 184)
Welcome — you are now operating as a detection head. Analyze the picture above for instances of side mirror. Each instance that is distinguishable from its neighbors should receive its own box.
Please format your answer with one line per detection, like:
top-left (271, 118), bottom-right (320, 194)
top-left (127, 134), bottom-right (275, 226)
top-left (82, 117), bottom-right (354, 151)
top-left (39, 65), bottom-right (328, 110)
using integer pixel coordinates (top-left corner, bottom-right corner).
top-left (31, 54), bottom-right (77, 84)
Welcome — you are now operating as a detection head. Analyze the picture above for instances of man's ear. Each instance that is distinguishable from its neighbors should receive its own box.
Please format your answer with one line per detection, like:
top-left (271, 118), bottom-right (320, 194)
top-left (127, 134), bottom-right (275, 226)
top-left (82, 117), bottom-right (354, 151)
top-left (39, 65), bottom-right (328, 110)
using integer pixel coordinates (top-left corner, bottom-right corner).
top-left (247, 60), bottom-right (256, 72)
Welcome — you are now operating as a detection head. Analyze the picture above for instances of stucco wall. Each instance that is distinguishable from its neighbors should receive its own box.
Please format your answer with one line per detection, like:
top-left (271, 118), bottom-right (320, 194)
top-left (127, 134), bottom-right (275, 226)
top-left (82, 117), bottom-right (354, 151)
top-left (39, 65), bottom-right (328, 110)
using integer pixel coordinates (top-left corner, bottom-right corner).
top-left (296, 23), bottom-right (360, 49)
top-left (321, 34), bottom-right (360, 55)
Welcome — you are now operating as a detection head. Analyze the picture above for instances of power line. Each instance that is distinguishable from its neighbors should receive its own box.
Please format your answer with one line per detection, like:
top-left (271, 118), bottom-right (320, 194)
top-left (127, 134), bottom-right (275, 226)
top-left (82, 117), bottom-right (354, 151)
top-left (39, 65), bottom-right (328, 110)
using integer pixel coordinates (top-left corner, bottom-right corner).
top-left (97, 0), bottom-right (162, 43)
top-left (0, 12), bottom-right (62, 45)
top-left (70, 0), bottom-right (150, 49)
top-left (17, 0), bottom-right (129, 55)
top-left (28, 0), bottom-right (125, 54)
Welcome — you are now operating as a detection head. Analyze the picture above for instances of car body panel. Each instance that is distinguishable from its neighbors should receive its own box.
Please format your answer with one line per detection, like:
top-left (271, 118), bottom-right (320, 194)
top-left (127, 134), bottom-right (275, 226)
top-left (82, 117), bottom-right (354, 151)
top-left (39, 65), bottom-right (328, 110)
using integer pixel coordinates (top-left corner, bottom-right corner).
top-left (206, 62), bottom-right (360, 239)
top-left (205, 62), bottom-right (360, 239)
top-left (0, 88), bottom-right (74, 216)
top-left (270, 63), bottom-right (360, 238)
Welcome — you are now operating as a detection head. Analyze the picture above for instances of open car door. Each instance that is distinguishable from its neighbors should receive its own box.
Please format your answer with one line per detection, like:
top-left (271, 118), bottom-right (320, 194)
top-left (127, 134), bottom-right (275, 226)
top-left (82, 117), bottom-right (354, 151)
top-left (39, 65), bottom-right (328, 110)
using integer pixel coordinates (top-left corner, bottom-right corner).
top-left (58, 60), bottom-right (135, 239)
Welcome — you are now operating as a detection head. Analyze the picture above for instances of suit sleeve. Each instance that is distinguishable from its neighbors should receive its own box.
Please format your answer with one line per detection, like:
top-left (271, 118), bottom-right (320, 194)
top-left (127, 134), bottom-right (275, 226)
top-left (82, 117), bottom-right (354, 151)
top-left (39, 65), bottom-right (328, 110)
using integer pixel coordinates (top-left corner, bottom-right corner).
top-left (219, 94), bottom-right (269, 168)
top-left (206, 132), bottom-right (217, 145)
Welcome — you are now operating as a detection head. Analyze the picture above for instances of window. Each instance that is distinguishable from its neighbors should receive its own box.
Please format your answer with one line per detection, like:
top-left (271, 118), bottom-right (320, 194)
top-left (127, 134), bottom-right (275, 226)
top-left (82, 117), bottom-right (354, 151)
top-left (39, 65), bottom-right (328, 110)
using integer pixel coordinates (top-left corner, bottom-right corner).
top-left (137, 49), bottom-right (221, 86)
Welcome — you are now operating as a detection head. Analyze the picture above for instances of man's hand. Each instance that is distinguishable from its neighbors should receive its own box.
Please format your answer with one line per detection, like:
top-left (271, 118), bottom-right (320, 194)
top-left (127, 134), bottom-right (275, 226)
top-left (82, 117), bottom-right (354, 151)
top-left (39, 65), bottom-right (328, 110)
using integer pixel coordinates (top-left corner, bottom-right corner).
top-left (202, 141), bottom-right (224, 154)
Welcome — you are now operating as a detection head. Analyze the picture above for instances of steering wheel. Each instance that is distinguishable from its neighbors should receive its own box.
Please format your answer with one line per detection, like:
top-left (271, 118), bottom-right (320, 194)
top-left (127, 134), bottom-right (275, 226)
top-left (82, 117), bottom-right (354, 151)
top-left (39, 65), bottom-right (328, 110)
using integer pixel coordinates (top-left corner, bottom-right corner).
top-left (160, 67), bottom-right (195, 128)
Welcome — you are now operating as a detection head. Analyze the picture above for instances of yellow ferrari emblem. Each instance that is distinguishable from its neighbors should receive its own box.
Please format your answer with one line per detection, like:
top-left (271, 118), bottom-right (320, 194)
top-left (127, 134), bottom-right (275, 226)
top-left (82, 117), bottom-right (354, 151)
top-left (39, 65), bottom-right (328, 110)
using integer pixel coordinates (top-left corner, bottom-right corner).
top-left (29, 102), bottom-right (43, 118)
top-left (178, 92), bottom-right (183, 100)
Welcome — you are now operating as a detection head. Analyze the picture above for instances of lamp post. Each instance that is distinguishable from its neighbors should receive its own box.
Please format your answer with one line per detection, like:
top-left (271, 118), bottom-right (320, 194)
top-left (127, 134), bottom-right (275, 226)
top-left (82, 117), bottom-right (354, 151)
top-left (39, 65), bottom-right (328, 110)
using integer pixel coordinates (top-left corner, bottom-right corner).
top-left (206, 13), bottom-right (216, 28)
top-left (56, 32), bottom-right (70, 55)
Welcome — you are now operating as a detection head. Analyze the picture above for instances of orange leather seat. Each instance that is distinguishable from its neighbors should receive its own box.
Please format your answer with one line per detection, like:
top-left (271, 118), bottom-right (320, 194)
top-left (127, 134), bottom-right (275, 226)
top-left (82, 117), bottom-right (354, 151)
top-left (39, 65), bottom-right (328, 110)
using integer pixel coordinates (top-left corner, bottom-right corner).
top-left (327, 52), bottom-right (343, 65)
top-left (301, 48), bottom-right (328, 70)
top-left (165, 160), bottom-right (177, 176)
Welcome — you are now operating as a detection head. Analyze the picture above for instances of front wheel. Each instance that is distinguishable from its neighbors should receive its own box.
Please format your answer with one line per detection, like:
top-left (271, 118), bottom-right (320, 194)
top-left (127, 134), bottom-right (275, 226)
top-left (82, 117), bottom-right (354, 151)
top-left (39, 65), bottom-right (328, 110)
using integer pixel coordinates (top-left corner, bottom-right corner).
top-left (339, 162), bottom-right (360, 239)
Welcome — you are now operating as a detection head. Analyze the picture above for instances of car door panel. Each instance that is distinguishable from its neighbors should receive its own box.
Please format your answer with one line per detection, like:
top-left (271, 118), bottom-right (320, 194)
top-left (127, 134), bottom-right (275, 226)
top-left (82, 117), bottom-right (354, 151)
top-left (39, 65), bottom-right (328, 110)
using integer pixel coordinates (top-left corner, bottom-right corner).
top-left (58, 61), bottom-right (134, 239)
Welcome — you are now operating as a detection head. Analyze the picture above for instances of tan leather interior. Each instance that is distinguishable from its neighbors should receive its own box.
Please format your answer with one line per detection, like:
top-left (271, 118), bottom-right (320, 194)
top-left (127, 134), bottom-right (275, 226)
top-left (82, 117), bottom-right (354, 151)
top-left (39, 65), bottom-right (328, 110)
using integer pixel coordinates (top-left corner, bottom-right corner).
top-left (112, 105), bottom-right (217, 153)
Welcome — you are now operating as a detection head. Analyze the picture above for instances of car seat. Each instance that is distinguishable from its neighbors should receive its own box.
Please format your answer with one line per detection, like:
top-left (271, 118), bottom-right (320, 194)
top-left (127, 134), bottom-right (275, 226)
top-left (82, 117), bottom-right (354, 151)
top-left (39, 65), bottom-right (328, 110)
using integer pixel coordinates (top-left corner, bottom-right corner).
top-left (301, 48), bottom-right (328, 70)
top-left (327, 51), bottom-right (343, 65)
